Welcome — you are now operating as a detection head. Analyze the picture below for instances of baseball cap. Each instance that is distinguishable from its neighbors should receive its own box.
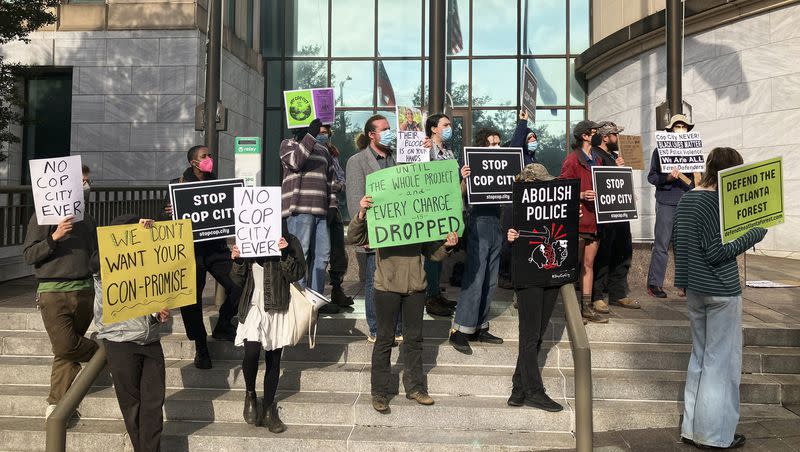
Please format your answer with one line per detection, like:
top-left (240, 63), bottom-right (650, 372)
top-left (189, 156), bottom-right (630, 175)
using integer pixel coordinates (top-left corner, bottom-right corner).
top-left (572, 120), bottom-right (601, 140)
top-left (597, 121), bottom-right (624, 136)
top-left (518, 163), bottom-right (555, 182)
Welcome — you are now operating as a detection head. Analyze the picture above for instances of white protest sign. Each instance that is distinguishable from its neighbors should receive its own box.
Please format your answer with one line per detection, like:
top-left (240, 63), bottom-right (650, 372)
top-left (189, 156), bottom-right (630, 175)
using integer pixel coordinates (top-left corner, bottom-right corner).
top-left (234, 186), bottom-right (282, 257)
top-left (29, 155), bottom-right (85, 225)
top-left (655, 131), bottom-right (705, 173)
top-left (396, 131), bottom-right (430, 163)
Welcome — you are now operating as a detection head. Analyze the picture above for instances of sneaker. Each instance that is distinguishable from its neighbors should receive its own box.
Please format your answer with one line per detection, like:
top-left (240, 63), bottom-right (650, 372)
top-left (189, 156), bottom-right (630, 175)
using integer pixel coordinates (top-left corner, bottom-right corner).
top-left (372, 395), bottom-right (390, 413)
top-left (581, 306), bottom-right (609, 324)
top-left (449, 330), bottom-right (472, 355)
top-left (436, 294), bottom-right (457, 309)
top-left (593, 299), bottom-right (610, 314)
top-left (318, 303), bottom-right (341, 314)
top-left (507, 391), bottom-right (525, 407)
top-left (406, 391), bottom-right (434, 405)
top-left (425, 297), bottom-right (454, 317)
top-left (194, 342), bottom-right (212, 370)
top-left (647, 285), bottom-right (668, 298)
top-left (331, 286), bottom-right (354, 307)
top-left (394, 335), bottom-right (403, 343)
top-left (524, 392), bottom-right (564, 412)
top-left (45, 404), bottom-right (56, 419)
top-left (367, 335), bottom-right (376, 343)
top-left (610, 297), bottom-right (641, 310)
top-left (472, 329), bottom-right (503, 344)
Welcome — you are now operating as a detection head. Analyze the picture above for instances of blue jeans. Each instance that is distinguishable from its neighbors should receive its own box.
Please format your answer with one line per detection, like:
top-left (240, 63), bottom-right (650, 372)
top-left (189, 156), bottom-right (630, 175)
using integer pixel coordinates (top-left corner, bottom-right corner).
top-left (453, 215), bottom-right (502, 334)
top-left (424, 259), bottom-right (442, 297)
top-left (682, 290), bottom-right (742, 448)
top-left (648, 202), bottom-right (677, 287)
top-left (364, 252), bottom-right (401, 337)
top-left (286, 213), bottom-right (330, 295)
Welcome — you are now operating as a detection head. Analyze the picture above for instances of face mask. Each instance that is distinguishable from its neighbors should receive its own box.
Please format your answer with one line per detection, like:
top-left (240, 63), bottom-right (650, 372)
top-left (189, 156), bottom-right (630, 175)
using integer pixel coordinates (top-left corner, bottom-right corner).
top-left (83, 181), bottom-right (91, 193)
top-left (527, 141), bottom-right (539, 153)
top-left (198, 157), bottom-right (213, 173)
top-left (316, 134), bottom-right (329, 145)
top-left (441, 127), bottom-right (453, 141)
top-left (378, 129), bottom-right (394, 147)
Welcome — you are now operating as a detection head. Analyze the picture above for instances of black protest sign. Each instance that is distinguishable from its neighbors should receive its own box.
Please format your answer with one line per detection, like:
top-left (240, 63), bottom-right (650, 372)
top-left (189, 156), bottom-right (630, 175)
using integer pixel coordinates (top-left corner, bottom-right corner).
top-left (511, 179), bottom-right (580, 287)
top-left (169, 178), bottom-right (245, 242)
top-left (592, 167), bottom-right (638, 224)
top-left (464, 147), bottom-right (524, 204)
top-left (521, 66), bottom-right (538, 123)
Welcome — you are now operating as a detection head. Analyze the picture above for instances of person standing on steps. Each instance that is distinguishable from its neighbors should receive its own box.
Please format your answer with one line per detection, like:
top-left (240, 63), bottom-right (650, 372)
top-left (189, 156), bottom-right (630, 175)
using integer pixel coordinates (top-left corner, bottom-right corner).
top-left (317, 123), bottom-right (354, 311)
top-left (348, 195), bottom-right (459, 413)
top-left (345, 115), bottom-right (403, 343)
top-left (506, 164), bottom-right (566, 413)
top-left (230, 227), bottom-right (306, 434)
top-left (674, 147), bottom-right (767, 450)
top-left (647, 114), bottom-right (697, 299)
top-left (163, 145), bottom-right (243, 370)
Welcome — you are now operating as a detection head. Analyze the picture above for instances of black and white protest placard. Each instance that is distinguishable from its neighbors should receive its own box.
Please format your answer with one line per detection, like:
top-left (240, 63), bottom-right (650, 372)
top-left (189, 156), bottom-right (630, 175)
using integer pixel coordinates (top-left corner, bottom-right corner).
top-left (655, 131), bottom-right (705, 173)
top-left (29, 155), bottom-right (85, 225)
top-left (592, 166), bottom-right (638, 224)
top-left (521, 66), bottom-right (538, 123)
top-left (234, 187), bottom-right (282, 257)
top-left (511, 179), bottom-right (580, 287)
top-left (464, 147), bottom-right (524, 204)
top-left (396, 131), bottom-right (430, 163)
top-left (169, 178), bottom-right (245, 242)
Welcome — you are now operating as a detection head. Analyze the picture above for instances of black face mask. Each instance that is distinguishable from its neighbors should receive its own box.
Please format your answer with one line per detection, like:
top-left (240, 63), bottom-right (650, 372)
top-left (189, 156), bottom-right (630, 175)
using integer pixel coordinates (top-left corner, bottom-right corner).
top-left (591, 133), bottom-right (602, 147)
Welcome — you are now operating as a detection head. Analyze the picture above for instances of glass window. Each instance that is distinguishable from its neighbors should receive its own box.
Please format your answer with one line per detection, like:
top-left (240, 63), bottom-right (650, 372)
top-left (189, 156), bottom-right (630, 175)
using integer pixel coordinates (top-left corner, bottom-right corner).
top-left (568, 108), bottom-right (584, 151)
top-left (446, 0), bottom-right (468, 56)
top-left (332, 0), bottom-right (375, 56)
top-left (260, 0), bottom-right (284, 58)
top-left (569, 0), bottom-right (590, 54)
top-left (472, 0), bottom-right (516, 55)
top-left (533, 108), bottom-right (568, 176)
top-left (522, 0), bottom-right (566, 54)
top-left (447, 59), bottom-right (469, 107)
top-left (266, 60), bottom-right (283, 107)
top-left (377, 61), bottom-right (422, 107)
top-left (569, 58), bottom-right (585, 106)
top-left (472, 59), bottom-right (517, 106)
top-left (471, 109), bottom-right (517, 145)
top-left (285, 0), bottom-right (328, 56)
top-left (332, 61), bottom-right (374, 107)
top-left (378, 0), bottom-right (423, 57)
top-left (264, 110), bottom-right (284, 183)
top-left (526, 58), bottom-right (566, 106)
top-left (285, 60), bottom-right (327, 90)
top-left (333, 110), bottom-right (380, 218)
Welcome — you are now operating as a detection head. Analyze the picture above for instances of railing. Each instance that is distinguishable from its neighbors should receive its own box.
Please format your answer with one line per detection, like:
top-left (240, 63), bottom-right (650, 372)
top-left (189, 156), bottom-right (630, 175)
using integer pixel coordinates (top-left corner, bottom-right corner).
top-left (1, 185), bottom-right (168, 247)
top-left (560, 283), bottom-right (593, 451)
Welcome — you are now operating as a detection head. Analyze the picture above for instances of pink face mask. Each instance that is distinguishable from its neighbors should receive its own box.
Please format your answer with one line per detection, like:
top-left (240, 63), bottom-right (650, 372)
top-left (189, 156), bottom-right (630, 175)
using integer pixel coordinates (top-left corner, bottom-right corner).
top-left (198, 157), bottom-right (213, 173)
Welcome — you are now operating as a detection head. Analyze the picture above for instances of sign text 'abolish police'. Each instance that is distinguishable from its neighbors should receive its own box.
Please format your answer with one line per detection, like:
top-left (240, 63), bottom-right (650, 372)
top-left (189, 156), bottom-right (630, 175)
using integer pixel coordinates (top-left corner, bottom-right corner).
top-left (464, 147), bottom-right (524, 204)
top-left (169, 178), bottom-right (245, 242)
top-left (366, 160), bottom-right (464, 248)
top-left (592, 167), bottom-right (638, 223)
top-left (719, 157), bottom-right (783, 244)
top-left (98, 220), bottom-right (196, 324)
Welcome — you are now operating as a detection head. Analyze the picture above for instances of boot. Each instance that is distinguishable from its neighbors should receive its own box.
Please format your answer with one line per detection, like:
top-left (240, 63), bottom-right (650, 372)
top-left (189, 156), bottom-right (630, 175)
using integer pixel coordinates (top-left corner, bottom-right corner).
top-left (193, 338), bottom-right (212, 369)
top-left (243, 391), bottom-right (259, 425)
top-left (264, 402), bottom-right (286, 433)
top-left (581, 297), bottom-right (608, 324)
top-left (331, 285), bottom-right (354, 307)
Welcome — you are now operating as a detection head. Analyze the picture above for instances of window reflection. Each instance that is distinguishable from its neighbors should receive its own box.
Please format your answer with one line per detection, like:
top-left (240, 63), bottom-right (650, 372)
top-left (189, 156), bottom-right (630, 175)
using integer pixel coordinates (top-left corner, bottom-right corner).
top-left (472, 59), bottom-right (517, 106)
top-left (332, 0), bottom-right (375, 56)
top-left (446, 0), bottom-right (469, 56)
top-left (522, 0), bottom-right (566, 54)
top-left (526, 58), bottom-right (566, 106)
top-left (266, 61), bottom-right (282, 107)
top-left (472, 0), bottom-right (516, 55)
top-left (570, 59), bottom-right (585, 106)
top-left (378, 0), bottom-right (423, 56)
top-left (534, 108), bottom-right (568, 176)
top-left (285, 60), bottom-right (327, 90)
top-left (447, 59), bottom-right (469, 107)
top-left (378, 61), bottom-right (423, 107)
top-left (569, 0), bottom-right (590, 54)
top-left (472, 110), bottom-right (517, 146)
top-left (285, 0), bottom-right (328, 56)
top-left (333, 110), bottom-right (381, 219)
top-left (332, 61), bottom-right (374, 107)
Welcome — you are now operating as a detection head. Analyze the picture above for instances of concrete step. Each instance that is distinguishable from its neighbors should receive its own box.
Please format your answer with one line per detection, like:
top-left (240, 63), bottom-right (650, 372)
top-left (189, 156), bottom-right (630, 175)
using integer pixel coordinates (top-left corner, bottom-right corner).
top-left (0, 417), bottom-right (577, 451)
top-left (0, 357), bottom-right (796, 404)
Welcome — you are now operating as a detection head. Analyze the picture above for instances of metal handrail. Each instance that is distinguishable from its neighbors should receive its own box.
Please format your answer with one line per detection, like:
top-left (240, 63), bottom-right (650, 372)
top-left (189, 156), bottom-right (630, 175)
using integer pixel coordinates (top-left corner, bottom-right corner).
top-left (559, 283), bottom-right (593, 452)
top-left (45, 340), bottom-right (107, 452)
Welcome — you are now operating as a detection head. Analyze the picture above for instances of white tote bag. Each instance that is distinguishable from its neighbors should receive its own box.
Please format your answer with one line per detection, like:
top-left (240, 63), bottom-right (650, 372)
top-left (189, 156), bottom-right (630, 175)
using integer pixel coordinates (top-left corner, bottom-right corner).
top-left (285, 283), bottom-right (329, 348)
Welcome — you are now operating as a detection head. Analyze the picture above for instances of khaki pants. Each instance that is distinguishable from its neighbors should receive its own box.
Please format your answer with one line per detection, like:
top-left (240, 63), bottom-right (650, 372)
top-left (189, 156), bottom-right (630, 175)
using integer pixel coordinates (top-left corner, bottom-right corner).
top-left (38, 290), bottom-right (98, 405)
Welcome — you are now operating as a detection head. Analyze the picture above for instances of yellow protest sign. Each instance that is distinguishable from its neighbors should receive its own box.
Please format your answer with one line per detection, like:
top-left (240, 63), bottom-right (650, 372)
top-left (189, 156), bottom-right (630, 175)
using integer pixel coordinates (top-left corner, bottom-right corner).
top-left (98, 220), bottom-right (196, 324)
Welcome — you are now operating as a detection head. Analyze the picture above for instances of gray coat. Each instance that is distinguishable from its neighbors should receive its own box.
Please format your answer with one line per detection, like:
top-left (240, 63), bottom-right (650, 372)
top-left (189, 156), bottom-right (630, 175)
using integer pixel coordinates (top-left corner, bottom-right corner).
top-left (93, 275), bottom-right (172, 345)
top-left (345, 147), bottom-right (396, 221)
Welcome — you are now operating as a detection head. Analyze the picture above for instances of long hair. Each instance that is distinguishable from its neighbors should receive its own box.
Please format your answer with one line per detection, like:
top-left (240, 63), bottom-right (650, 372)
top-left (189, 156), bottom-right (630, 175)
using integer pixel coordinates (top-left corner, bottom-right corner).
top-left (475, 127), bottom-right (501, 147)
top-left (700, 147), bottom-right (743, 188)
top-left (355, 114), bottom-right (387, 149)
top-left (425, 113), bottom-right (449, 138)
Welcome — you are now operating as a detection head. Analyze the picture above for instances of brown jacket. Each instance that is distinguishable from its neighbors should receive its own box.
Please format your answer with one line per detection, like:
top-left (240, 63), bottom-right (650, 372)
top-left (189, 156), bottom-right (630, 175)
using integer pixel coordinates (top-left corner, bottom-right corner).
top-left (347, 216), bottom-right (451, 294)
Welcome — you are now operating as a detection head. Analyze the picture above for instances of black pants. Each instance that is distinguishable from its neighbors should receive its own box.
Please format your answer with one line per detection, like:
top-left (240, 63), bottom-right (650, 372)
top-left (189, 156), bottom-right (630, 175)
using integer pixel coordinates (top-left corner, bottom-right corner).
top-left (242, 341), bottom-right (283, 406)
top-left (371, 290), bottom-right (425, 396)
top-left (180, 243), bottom-right (242, 340)
top-left (512, 287), bottom-right (559, 397)
top-left (104, 340), bottom-right (165, 452)
top-left (592, 223), bottom-right (632, 302)
top-left (327, 208), bottom-right (348, 288)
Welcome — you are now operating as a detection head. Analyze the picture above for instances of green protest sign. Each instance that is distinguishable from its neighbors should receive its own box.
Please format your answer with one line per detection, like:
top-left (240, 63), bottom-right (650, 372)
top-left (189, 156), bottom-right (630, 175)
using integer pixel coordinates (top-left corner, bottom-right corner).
top-left (719, 157), bottom-right (783, 244)
top-left (365, 160), bottom-right (464, 248)
top-left (283, 89), bottom-right (316, 128)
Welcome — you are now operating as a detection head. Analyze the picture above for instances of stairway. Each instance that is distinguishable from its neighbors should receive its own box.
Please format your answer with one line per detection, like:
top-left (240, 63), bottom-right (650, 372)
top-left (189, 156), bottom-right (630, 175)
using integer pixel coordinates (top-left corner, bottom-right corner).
top-left (0, 293), bottom-right (799, 451)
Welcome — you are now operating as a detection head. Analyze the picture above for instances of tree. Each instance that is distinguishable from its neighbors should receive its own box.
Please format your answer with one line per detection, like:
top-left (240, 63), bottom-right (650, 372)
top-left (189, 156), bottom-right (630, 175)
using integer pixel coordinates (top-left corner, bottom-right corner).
top-left (0, 1), bottom-right (60, 160)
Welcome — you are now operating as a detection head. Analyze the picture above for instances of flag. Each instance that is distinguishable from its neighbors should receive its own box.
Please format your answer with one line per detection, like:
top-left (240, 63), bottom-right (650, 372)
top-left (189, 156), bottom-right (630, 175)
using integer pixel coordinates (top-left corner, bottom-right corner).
top-left (449, 0), bottom-right (463, 55)
top-left (377, 59), bottom-right (396, 106)
top-left (522, 0), bottom-right (557, 112)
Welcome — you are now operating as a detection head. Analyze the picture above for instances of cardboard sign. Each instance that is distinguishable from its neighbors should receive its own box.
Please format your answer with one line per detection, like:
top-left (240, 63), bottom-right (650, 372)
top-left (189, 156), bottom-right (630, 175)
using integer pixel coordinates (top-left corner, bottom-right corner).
top-left (234, 186), bottom-right (282, 257)
top-left (655, 131), bottom-right (705, 173)
top-left (98, 220), bottom-right (196, 324)
top-left (29, 155), bottom-right (85, 225)
top-left (719, 157), bottom-right (783, 244)
top-left (169, 178), bottom-right (245, 242)
top-left (284, 88), bottom-right (335, 128)
top-left (464, 147), bottom-right (524, 204)
top-left (521, 66), bottom-right (538, 123)
top-left (511, 179), bottom-right (580, 287)
top-left (365, 160), bottom-right (464, 248)
top-left (592, 166), bottom-right (638, 223)
top-left (396, 131), bottom-right (430, 163)
top-left (617, 135), bottom-right (644, 170)
top-left (234, 137), bottom-right (262, 187)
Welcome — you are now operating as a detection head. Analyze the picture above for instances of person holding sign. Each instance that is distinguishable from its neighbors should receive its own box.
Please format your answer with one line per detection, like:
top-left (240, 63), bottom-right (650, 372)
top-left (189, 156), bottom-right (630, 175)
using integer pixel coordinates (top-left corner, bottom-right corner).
top-left (509, 109), bottom-right (541, 165)
top-left (91, 215), bottom-right (172, 452)
top-left (229, 228), bottom-right (306, 434)
top-left (646, 114), bottom-right (697, 299)
top-left (559, 120), bottom-right (608, 323)
top-left (348, 195), bottom-right (458, 413)
top-left (673, 147), bottom-right (767, 450)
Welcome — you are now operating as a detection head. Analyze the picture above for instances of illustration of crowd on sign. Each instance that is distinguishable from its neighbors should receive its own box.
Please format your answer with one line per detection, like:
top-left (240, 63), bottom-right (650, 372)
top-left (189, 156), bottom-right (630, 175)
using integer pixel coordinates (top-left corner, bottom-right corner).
top-left (22, 71), bottom-right (781, 450)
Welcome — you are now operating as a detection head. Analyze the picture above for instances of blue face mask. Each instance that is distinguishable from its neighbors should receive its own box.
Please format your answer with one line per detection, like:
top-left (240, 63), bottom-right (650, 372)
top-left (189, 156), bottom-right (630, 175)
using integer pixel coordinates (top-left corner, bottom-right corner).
top-left (316, 134), bottom-right (329, 145)
top-left (378, 129), bottom-right (394, 147)
top-left (527, 141), bottom-right (539, 152)
top-left (441, 127), bottom-right (453, 141)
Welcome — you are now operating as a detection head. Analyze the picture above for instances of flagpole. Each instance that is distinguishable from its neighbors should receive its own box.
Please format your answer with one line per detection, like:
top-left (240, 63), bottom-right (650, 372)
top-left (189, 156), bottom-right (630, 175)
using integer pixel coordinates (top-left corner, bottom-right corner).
top-left (428, 0), bottom-right (446, 115)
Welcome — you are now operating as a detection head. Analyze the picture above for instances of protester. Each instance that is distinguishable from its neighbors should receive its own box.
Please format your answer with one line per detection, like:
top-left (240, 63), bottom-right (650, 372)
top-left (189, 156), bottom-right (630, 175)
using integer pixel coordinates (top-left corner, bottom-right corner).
top-left (590, 121), bottom-right (640, 313)
top-left (348, 195), bottom-right (458, 413)
top-left (92, 215), bottom-right (171, 452)
top-left (647, 114), bottom-right (697, 298)
top-left (280, 118), bottom-right (338, 298)
top-left (164, 145), bottom-right (242, 369)
top-left (509, 109), bottom-right (540, 165)
top-left (506, 163), bottom-right (565, 412)
top-left (81, 164), bottom-right (91, 200)
top-left (424, 113), bottom-right (458, 316)
top-left (559, 120), bottom-right (607, 323)
top-left (317, 124), bottom-right (353, 312)
top-left (475, 127), bottom-right (501, 148)
top-left (345, 115), bottom-right (402, 343)
top-left (674, 147), bottom-right (767, 450)
top-left (230, 227), bottom-right (305, 434)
